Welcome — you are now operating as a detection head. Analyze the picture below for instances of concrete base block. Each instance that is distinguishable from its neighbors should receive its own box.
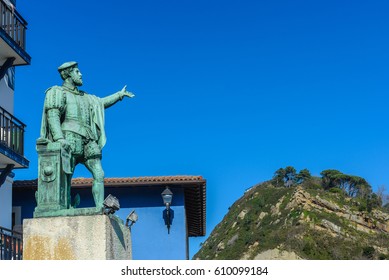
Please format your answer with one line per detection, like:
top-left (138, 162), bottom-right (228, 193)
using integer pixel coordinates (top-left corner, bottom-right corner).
top-left (23, 215), bottom-right (132, 260)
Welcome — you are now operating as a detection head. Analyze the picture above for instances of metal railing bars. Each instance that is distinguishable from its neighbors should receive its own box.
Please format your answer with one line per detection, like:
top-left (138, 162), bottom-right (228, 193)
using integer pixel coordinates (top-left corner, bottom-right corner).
top-left (0, 0), bottom-right (27, 50)
top-left (0, 226), bottom-right (22, 260)
top-left (0, 105), bottom-right (26, 156)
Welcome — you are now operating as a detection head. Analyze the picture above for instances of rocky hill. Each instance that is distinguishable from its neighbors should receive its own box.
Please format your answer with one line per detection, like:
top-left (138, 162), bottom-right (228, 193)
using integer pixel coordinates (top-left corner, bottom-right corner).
top-left (194, 179), bottom-right (389, 260)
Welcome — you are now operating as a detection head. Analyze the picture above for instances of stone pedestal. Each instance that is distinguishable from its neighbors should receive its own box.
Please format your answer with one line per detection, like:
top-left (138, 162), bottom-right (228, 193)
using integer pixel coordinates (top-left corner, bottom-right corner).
top-left (23, 215), bottom-right (132, 260)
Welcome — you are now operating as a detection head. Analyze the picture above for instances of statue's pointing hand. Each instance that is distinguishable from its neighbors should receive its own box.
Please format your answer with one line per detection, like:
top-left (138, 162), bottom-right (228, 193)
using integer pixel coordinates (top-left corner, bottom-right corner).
top-left (120, 85), bottom-right (135, 98)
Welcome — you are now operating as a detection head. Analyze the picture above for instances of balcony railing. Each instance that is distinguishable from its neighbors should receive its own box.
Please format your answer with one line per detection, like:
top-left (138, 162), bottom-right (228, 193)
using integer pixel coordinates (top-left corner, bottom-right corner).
top-left (0, 105), bottom-right (25, 157)
top-left (0, 0), bottom-right (27, 50)
top-left (0, 226), bottom-right (22, 260)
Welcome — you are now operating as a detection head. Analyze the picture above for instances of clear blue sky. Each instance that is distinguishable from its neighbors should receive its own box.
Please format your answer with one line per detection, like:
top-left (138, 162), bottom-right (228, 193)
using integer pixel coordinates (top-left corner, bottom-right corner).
top-left (14, 0), bottom-right (389, 257)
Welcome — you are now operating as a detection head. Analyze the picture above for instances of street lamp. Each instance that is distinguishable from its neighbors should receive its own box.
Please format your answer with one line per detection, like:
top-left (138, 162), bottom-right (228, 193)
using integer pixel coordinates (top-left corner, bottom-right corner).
top-left (126, 210), bottom-right (138, 228)
top-left (161, 187), bottom-right (173, 233)
top-left (103, 194), bottom-right (120, 215)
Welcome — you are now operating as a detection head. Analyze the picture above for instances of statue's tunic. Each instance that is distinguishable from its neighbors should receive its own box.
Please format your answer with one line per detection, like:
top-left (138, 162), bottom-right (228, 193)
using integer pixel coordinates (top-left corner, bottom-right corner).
top-left (40, 84), bottom-right (124, 163)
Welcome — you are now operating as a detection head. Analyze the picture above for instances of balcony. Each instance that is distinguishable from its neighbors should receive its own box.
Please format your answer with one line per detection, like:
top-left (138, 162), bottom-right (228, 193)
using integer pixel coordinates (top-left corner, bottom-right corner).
top-left (0, 0), bottom-right (30, 66)
top-left (0, 105), bottom-right (28, 169)
top-left (0, 226), bottom-right (22, 260)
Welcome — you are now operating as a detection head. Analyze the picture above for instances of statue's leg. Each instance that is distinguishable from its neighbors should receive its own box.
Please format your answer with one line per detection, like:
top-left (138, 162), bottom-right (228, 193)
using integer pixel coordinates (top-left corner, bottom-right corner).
top-left (64, 131), bottom-right (81, 209)
top-left (84, 158), bottom-right (104, 209)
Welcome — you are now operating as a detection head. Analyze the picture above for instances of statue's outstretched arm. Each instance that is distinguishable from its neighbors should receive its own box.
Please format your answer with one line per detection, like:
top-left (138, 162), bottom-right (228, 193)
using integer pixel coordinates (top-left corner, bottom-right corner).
top-left (102, 85), bottom-right (135, 108)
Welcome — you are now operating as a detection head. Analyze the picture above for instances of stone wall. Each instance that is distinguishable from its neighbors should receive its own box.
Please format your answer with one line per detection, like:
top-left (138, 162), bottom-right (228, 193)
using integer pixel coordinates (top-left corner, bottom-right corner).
top-left (23, 214), bottom-right (132, 260)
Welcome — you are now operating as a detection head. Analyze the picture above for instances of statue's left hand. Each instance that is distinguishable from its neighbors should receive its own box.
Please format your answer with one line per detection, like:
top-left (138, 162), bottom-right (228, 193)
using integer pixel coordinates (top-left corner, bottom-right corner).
top-left (120, 85), bottom-right (135, 98)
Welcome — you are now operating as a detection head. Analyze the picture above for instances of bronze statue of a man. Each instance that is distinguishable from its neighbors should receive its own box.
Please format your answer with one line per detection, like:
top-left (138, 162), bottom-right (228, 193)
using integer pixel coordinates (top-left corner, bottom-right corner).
top-left (38, 61), bottom-right (134, 210)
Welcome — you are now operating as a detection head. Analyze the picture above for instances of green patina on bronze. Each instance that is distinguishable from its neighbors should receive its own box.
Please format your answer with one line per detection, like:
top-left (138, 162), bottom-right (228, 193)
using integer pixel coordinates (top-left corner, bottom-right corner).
top-left (34, 61), bottom-right (134, 217)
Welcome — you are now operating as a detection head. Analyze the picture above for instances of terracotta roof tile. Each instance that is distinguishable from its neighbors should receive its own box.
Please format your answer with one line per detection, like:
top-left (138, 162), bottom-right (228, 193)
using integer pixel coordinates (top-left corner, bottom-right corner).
top-left (14, 175), bottom-right (205, 187)
top-left (71, 175), bottom-right (204, 186)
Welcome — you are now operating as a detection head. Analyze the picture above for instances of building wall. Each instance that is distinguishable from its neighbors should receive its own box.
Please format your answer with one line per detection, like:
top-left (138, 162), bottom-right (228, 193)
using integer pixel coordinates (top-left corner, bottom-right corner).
top-left (0, 69), bottom-right (15, 113)
top-left (1, 39), bottom-right (16, 233)
top-left (11, 187), bottom-right (35, 226)
top-left (13, 185), bottom-right (189, 260)
top-left (0, 176), bottom-right (14, 229)
top-left (112, 187), bottom-right (188, 260)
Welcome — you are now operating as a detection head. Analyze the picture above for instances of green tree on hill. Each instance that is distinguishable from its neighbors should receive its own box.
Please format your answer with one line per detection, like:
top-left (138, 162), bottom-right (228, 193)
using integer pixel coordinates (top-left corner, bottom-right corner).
top-left (320, 169), bottom-right (372, 198)
top-left (320, 169), bottom-right (342, 190)
top-left (272, 166), bottom-right (311, 187)
top-left (296, 168), bottom-right (311, 184)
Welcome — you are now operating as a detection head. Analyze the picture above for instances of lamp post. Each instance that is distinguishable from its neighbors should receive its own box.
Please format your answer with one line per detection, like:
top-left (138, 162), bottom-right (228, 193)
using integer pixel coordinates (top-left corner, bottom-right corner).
top-left (126, 210), bottom-right (138, 229)
top-left (103, 194), bottom-right (120, 215)
top-left (161, 187), bottom-right (173, 233)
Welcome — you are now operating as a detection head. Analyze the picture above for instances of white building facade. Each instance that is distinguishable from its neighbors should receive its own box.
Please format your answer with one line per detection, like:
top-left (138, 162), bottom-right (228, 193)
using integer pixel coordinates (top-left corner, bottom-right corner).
top-left (0, 0), bottom-right (30, 232)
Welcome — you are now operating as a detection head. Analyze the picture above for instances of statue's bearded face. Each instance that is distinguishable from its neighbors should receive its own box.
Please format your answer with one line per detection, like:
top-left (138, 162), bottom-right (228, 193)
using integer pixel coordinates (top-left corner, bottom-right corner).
top-left (70, 67), bottom-right (83, 86)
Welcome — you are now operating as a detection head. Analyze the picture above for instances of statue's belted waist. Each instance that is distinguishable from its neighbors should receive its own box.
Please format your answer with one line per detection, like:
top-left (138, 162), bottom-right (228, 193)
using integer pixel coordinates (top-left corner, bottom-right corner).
top-left (61, 119), bottom-right (97, 140)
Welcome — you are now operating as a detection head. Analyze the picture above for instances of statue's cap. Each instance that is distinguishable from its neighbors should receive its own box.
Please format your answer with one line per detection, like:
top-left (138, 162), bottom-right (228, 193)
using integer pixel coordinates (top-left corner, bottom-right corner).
top-left (58, 61), bottom-right (78, 72)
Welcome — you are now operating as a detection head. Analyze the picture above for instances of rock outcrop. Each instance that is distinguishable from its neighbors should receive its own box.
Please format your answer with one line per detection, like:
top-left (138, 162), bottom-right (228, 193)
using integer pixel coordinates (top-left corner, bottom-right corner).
top-left (195, 182), bottom-right (389, 260)
top-left (287, 186), bottom-right (389, 235)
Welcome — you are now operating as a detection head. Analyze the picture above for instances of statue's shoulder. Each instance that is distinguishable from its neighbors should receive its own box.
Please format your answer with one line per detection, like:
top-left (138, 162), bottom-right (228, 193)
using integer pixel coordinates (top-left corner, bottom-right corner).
top-left (45, 85), bottom-right (63, 95)
top-left (44, 85), bottom-right (66, 109)
top-left (84, 91), bottom-right (100, 101)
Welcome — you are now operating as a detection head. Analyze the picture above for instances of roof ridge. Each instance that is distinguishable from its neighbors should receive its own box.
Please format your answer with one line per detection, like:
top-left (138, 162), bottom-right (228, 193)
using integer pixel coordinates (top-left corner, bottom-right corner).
top-left (14, 175), bottom-right (205, 185)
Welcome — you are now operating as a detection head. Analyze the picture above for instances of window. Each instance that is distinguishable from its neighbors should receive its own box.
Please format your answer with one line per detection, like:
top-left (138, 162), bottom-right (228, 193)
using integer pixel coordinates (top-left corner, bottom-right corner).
top-left (5, 67), bottom-right (15, 90)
